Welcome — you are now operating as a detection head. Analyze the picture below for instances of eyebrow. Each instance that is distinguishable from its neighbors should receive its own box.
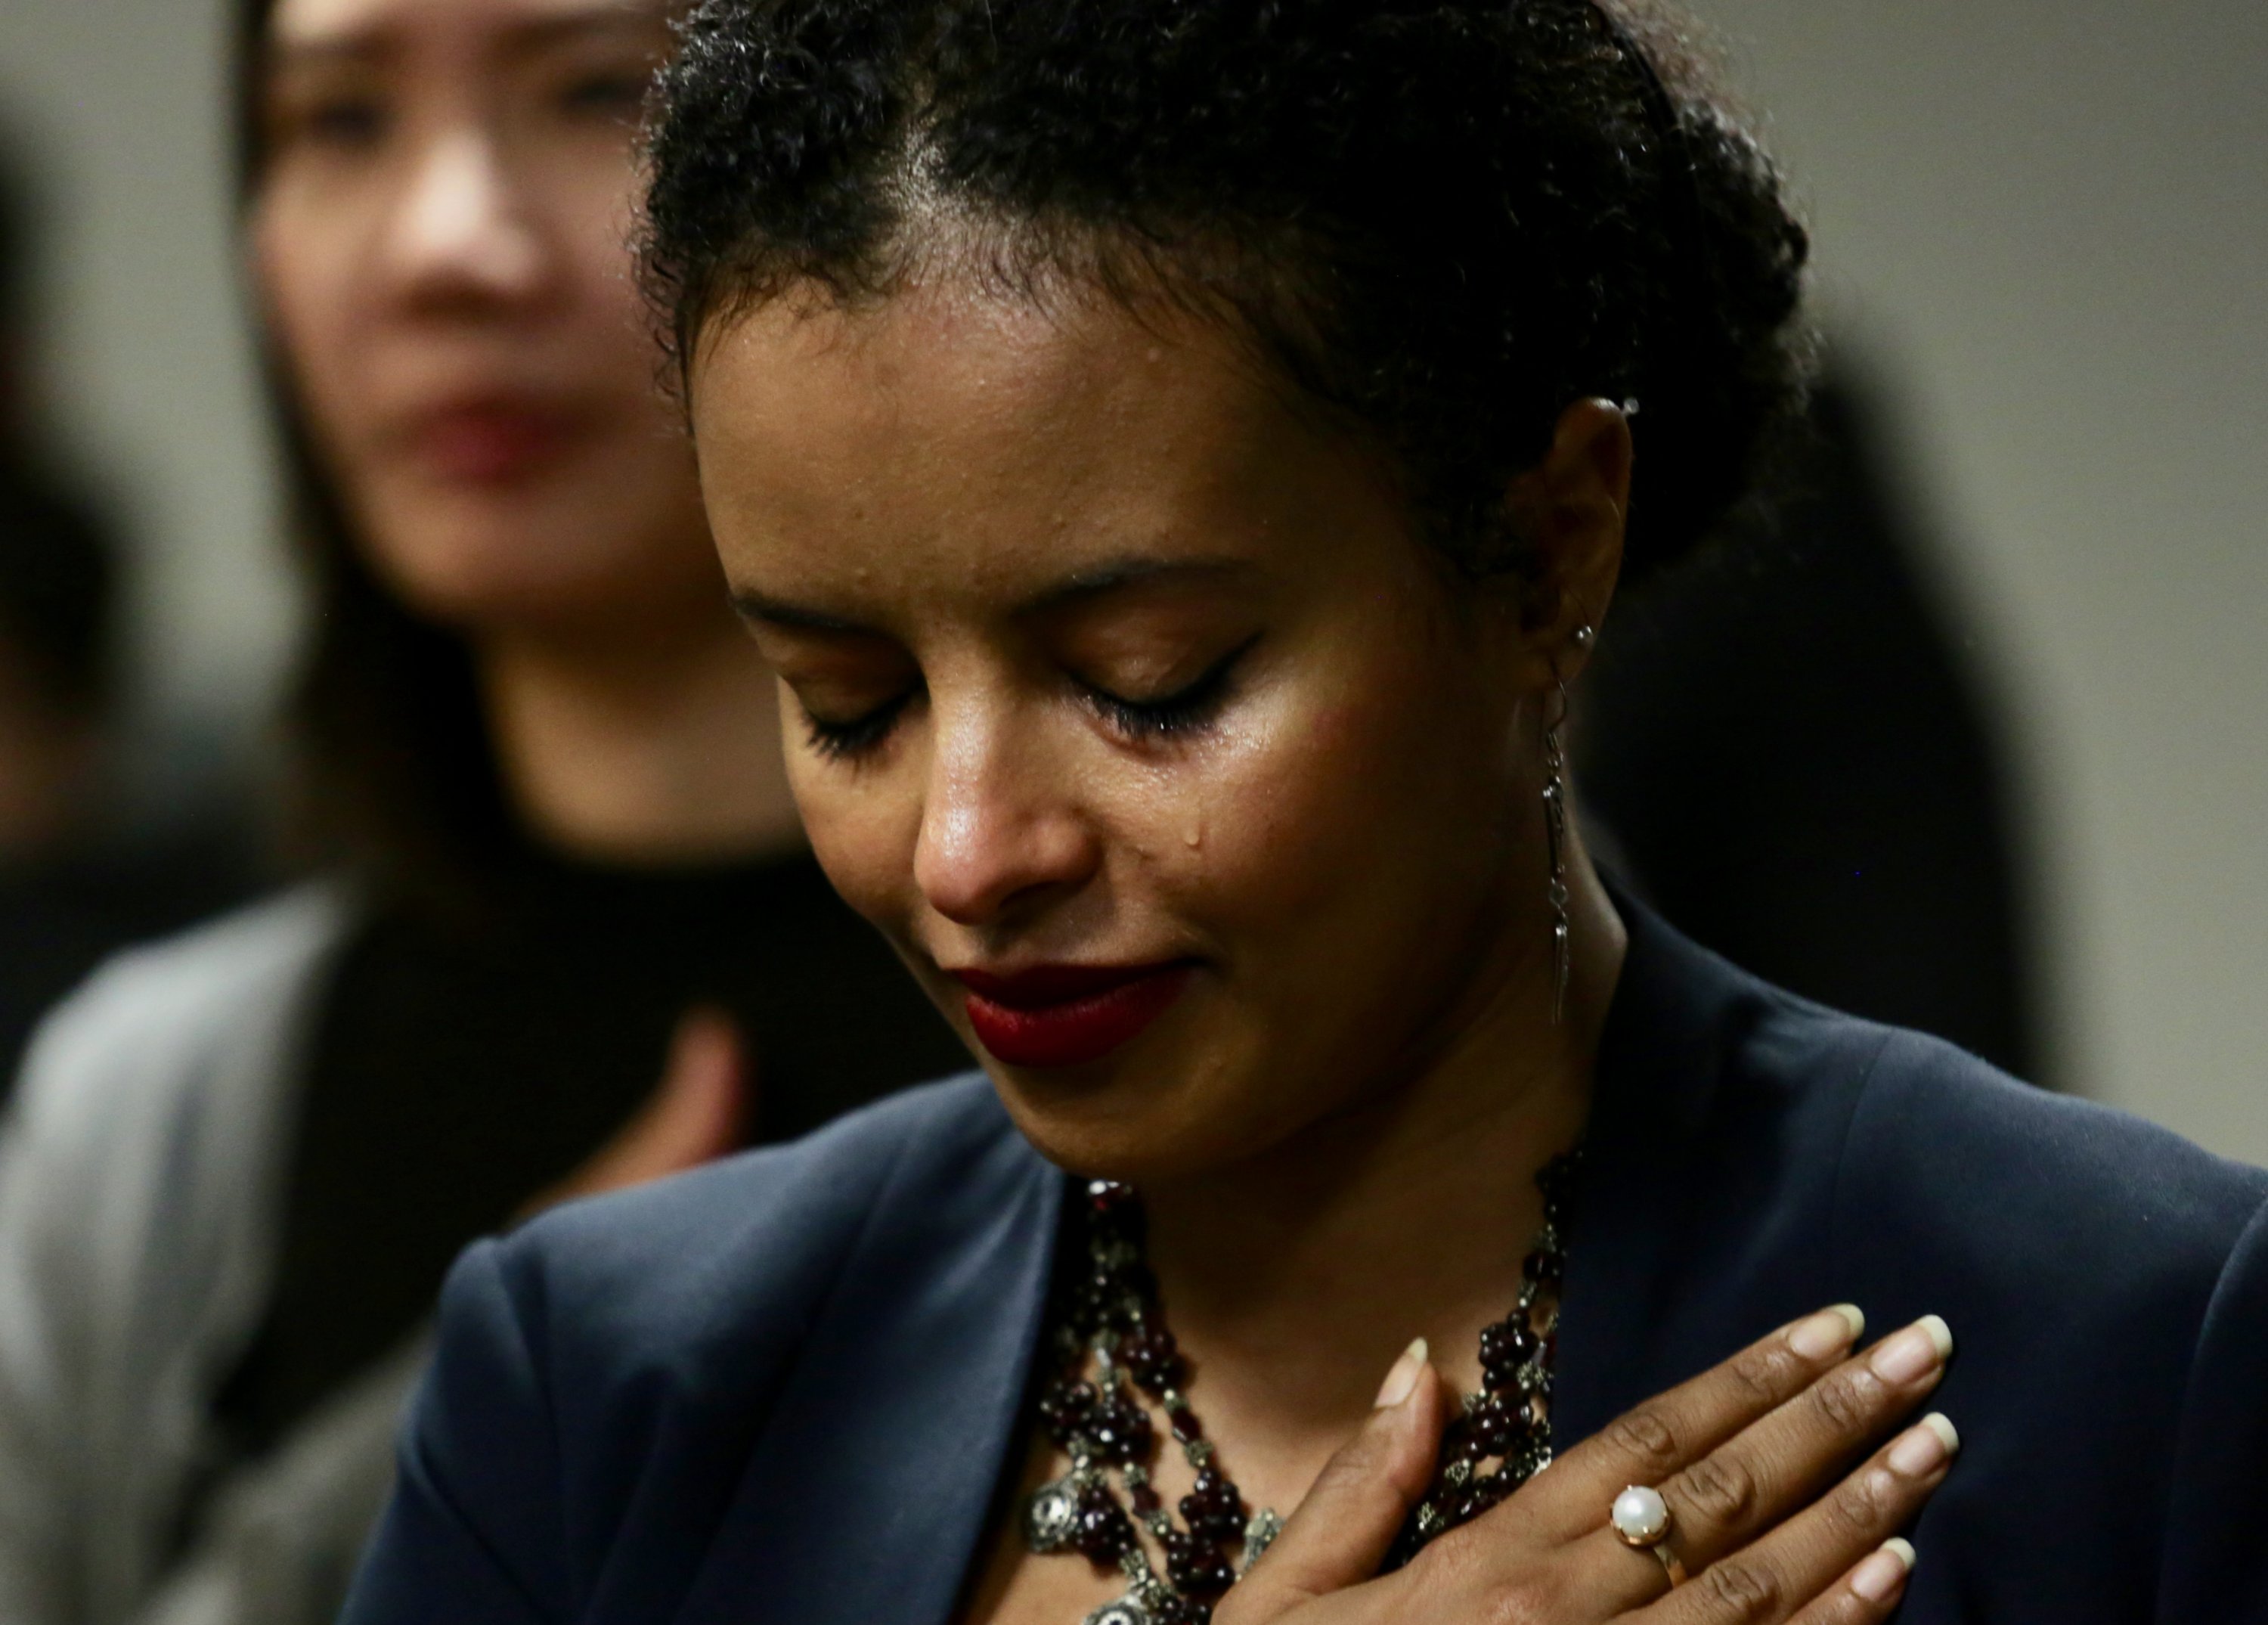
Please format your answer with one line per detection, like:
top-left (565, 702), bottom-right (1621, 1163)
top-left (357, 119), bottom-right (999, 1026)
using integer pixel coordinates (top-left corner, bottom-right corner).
top-left (1022, 556), bottom-right (1252, 615)
top-left (730, 556), bottom-right (1256, 635)
top-left (267, 7), bottom-right (661, 69)
top-left (729, 592), bottom-right (871, 634)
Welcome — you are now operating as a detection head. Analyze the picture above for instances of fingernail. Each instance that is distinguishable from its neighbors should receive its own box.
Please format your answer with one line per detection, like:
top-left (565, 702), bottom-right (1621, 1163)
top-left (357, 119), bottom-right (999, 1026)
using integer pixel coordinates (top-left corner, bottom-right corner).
top-left (1888, 1413), bottom-right (1960, 1476)
top-left (1870, 1316), bottom-right (1953, 1384)
top-left (1789, 1303), bottom-right (1865, 1360)
top-left (1374, 1337), bottom-right (1429, 1409)
top-left (1850, 1537), bottom-right (1916, 1602)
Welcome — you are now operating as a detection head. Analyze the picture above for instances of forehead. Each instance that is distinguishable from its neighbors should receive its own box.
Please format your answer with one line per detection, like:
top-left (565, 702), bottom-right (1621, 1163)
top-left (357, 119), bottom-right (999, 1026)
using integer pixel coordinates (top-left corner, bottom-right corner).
top-left (696, 283), bottom-right (1218, 495)
top-left (267, 0), bottom-right (659, 51)
top-left (690, 280), bottom-right (1403, 619)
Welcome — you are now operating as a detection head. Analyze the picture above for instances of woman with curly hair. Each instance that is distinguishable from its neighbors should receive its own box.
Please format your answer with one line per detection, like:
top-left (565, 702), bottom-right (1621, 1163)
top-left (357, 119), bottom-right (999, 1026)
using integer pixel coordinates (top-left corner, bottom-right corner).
top-left (345, 1), bottom-right (2268, 1621)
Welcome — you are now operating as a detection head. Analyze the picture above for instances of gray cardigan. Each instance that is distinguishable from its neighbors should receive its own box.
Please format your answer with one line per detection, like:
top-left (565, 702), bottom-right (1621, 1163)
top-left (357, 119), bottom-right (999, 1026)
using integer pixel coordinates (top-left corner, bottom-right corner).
top-left (0, 885), bottom-right (420, 1625)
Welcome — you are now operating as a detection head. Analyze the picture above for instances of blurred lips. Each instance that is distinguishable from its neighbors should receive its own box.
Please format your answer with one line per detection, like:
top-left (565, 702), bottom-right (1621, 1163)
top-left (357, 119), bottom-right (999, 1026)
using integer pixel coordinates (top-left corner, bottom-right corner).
top-left (398, 395), bottom-right (587, 484)
top-left (953, 962), bottom-right (1193, 1068)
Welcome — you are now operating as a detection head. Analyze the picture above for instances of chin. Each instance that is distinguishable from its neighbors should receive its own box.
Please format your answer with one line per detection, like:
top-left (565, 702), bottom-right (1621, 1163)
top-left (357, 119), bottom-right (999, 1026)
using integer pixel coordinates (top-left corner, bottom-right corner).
top-left (365, 504), bottom-right (681, 630)
top-left (991, 1094), bottom-right (1222, 1186)
top-left (980, 1034), bottom-right (1278, 1187)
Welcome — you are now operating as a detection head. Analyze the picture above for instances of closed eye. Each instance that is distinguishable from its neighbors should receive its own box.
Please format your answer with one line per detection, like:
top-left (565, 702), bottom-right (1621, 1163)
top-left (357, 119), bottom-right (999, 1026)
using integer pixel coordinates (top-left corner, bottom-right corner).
top-left (1079, 635), bottom-right (1258, 743)
top-left (801, 688), bottom-right (917, 762)
top-left (557, 69), bottom-right (649, 122)
top-left (271, 90), bottom-right (391, 153)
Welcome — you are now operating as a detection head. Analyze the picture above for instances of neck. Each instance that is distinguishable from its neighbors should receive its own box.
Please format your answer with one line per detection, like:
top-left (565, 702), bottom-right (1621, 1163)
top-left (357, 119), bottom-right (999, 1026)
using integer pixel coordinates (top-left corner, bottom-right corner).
top-left (1137, 840), bottom-right (1625, 1476)
top-left (479, 606), bottom-right (804, 865)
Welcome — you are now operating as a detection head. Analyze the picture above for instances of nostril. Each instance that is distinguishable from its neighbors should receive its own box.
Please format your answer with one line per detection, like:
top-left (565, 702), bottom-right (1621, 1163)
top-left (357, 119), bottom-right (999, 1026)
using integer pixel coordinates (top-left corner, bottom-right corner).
top-left (913, 810), bottom-right (1100, 927)
top-left (387, 137), bottom-right (550, 304)
top-left (913, 715), bottom-right (1103, 924)
top-left (916, 851), bottom-right (1066, 929)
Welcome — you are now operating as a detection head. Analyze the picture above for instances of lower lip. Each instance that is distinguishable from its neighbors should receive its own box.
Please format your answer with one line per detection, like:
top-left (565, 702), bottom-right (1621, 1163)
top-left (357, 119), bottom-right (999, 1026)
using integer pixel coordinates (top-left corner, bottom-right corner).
top-left (409, 408), bottom-right (580, 483)
top-left (962, 967), bottom-right (1193, 1068)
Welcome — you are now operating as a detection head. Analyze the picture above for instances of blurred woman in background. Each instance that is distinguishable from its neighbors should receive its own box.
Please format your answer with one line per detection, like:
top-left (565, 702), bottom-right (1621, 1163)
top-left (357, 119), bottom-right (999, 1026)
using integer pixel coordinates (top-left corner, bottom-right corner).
top-left (0, 1), bottom-right (962, 1620)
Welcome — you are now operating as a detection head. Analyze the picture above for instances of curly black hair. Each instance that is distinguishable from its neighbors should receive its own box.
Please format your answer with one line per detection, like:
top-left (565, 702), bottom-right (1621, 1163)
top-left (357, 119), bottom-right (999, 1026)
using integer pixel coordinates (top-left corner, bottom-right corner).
top-left (642, 0), bottom-right (1812, 583)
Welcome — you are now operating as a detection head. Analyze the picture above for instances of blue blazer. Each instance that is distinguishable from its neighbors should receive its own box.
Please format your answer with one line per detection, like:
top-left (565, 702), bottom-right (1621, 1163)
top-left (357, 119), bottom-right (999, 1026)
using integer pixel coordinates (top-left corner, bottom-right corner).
top-left (342, 906), bottom-right (2268, 1623)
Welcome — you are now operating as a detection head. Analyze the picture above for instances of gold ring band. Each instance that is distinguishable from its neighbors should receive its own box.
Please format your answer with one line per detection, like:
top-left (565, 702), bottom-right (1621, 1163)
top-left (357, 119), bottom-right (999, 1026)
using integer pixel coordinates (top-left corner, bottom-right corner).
top-left (1610, 1485), bottom-right (1687, 1589)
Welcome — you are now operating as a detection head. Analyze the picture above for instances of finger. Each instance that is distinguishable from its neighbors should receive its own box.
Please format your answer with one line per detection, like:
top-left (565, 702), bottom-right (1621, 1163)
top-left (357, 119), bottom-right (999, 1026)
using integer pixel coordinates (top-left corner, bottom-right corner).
top-left (1222, 1339), bottom-right (1447, 1623)
top-left (1531, 1304), bottom-right (1867, 1543)
top-left (1783, 1540), bottom-right (1917, 1625)
top-left (1591, 1315), bottom-right (1951, 1604)
top-left (1642, 1416), bottom-right (1954, 1625)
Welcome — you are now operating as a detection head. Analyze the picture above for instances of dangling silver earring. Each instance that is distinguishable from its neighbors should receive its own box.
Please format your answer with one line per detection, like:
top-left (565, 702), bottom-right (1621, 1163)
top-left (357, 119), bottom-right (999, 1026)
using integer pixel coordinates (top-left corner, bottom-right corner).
top-left (1543, 625), bottom-right (1594, 1023)
top-left (1542, 695), bottom-right (1571, 1025)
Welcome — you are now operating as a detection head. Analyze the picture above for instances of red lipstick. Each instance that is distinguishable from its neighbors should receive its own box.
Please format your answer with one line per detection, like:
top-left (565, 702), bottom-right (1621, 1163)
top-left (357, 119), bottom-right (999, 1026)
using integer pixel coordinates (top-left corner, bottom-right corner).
top-left (403, 398), bottom-right (583, 484)
top-left (953, 963), bottom-right (1192, 1068)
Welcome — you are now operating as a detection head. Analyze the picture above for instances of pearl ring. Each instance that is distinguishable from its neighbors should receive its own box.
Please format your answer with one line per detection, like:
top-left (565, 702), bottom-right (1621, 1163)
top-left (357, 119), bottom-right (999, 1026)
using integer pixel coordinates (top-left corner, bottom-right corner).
top-left (1610, 1484), bottom-right (1690, 1586)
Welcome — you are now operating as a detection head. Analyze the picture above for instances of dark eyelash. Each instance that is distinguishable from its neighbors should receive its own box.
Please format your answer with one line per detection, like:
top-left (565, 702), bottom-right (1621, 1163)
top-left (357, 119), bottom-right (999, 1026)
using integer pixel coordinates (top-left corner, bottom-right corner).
top-left (801, 640), bottom-right (1256, 761)
top-left (1084, 637), bottom-right (1257, 743)
top-left (293, 98), bottom-right (389, 149)
top-left (560, 73), bottom-right (649, 119)
top-left (803, 693), bottom-right (912, 762)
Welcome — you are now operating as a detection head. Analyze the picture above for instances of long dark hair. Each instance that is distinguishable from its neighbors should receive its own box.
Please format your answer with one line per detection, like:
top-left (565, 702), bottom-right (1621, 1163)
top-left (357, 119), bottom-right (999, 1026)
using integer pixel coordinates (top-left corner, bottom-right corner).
top-left (234, 0), bottom-right (520, 905)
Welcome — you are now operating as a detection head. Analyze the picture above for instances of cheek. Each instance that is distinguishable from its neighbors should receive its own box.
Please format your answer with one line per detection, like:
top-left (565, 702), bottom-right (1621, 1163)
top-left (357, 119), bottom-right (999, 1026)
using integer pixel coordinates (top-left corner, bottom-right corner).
top-left (254, 186), bottom-right (402, 552)
top-left (254, 195), bottom-right (358, 438)
top-left (789, 740), bottom-right (929, 942)
top-left (1159, 654), bottom-right (1498, 943)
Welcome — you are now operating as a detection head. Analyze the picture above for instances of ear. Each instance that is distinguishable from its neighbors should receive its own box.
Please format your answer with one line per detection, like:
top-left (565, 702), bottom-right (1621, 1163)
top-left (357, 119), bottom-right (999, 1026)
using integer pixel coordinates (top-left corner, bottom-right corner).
top-left (1500, 398), bottom-right (1630, 691)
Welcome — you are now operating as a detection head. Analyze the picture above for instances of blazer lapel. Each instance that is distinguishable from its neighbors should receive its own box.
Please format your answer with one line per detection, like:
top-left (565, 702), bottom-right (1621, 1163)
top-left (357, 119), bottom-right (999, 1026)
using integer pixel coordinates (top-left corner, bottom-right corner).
top-left (1550, 898), bottom-right (1737, 1445)
top-left (674, 1102), bottom-right (1065, 1625)
top-left (1551, 898), bottom-right (1848, 1448)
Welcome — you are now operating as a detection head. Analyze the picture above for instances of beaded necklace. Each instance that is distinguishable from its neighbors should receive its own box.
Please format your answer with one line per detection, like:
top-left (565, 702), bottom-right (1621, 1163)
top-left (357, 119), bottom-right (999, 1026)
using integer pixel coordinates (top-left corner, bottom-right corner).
top-left (1021, 1152), bottom-right (1582, 1625)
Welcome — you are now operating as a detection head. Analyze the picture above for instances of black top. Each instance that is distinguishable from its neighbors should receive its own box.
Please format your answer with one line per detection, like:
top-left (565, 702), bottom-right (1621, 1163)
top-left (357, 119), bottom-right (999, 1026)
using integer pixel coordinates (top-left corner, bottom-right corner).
top-left (213, 850), bottom-right (965, 1459)
top-left (342, 901), bottom-right (2268, 1623)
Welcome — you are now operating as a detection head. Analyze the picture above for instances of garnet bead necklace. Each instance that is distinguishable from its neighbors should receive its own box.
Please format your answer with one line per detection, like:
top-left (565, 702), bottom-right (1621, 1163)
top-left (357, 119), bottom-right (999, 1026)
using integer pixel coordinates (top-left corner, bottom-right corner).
top-left (1021, 1152), bottom-right (1582, 1625)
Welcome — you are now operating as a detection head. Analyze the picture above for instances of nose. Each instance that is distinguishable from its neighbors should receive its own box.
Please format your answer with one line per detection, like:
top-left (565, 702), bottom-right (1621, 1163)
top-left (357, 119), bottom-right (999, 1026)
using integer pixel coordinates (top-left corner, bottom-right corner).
top-left (383, 126), bottom-right (551, 311)
top-left (912, 702), bottom-right (1101, 928)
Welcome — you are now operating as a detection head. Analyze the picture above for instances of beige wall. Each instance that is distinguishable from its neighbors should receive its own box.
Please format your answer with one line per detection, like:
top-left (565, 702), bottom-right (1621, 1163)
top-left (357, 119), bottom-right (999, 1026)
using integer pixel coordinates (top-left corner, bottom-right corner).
top-left (2, 0), bottom-right (295, 791)
top-left (4, 1), bottom-right (2264, 1155)
top-left (1691, 0), bottom-right (2268, 1159)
